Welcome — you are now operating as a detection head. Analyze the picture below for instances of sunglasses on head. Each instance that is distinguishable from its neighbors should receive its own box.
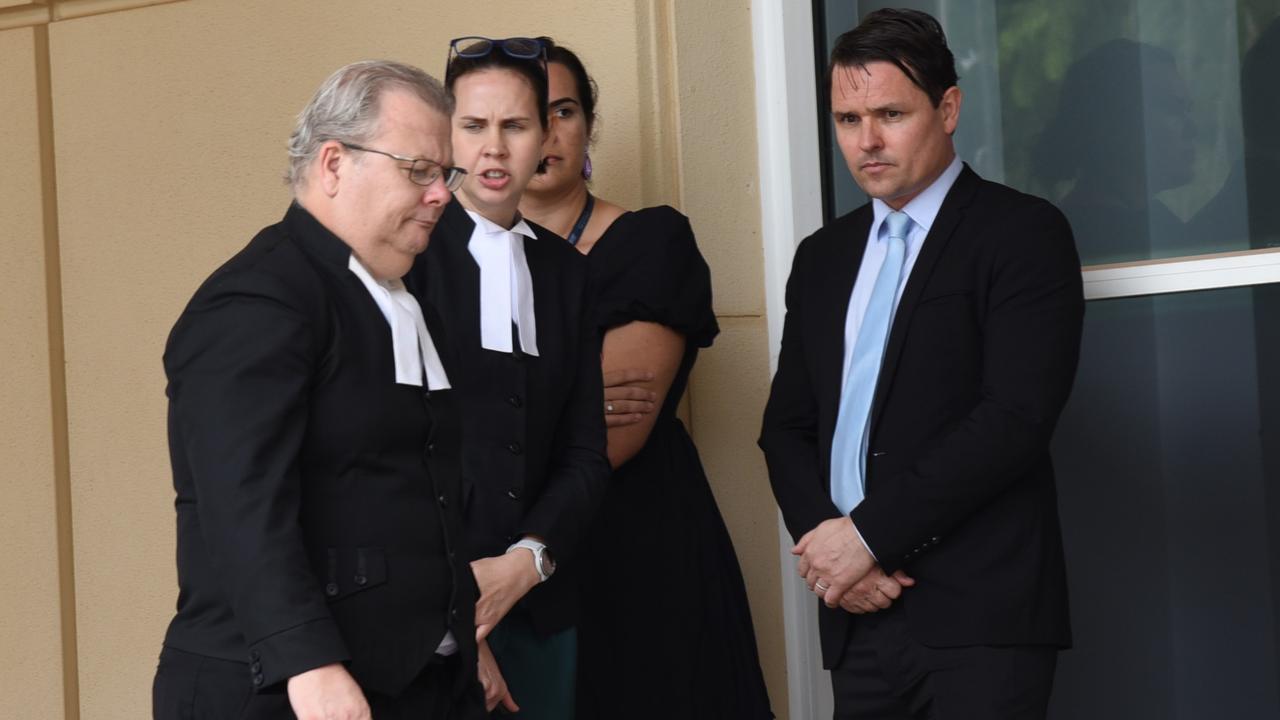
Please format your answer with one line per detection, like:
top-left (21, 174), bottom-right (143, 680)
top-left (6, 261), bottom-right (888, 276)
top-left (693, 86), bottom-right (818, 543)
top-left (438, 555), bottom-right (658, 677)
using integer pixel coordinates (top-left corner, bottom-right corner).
top-left (447, 36), bottom-right (548, 73)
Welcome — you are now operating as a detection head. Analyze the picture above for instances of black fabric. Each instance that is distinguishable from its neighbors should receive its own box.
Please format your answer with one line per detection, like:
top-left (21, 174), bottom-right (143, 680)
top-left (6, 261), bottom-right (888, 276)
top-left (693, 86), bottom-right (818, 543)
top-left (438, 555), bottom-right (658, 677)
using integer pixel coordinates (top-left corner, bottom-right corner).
top-left (153, 645), bottom-right (486, 719)
top-left (589, 206), bottom-right (719, 348)
top-left (159, 203), bottom-right (480, 706)
top-left (831, 608), bottom-right (1058, 720)
top-left (575, 206), bottom-right (773, 719)
top-left (405, 199), bottom-right (610, 636)
top-left (760, 165), bottom-right (1083, 670)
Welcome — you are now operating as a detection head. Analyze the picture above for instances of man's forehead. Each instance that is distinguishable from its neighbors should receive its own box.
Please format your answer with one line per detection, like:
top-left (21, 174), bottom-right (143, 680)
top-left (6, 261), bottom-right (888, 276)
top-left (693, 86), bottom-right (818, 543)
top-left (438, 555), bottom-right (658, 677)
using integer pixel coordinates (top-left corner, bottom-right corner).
top-left (373, 99), bottom-right (450, 158)
top-left (830, 61), bottom-right (922, 106)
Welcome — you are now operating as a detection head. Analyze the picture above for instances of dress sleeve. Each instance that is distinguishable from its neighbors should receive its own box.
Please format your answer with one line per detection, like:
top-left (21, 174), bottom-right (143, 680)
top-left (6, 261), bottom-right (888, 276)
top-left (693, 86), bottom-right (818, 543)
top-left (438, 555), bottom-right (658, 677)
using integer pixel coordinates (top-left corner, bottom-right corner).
top-left (590, 205), bottom-right (719, 348)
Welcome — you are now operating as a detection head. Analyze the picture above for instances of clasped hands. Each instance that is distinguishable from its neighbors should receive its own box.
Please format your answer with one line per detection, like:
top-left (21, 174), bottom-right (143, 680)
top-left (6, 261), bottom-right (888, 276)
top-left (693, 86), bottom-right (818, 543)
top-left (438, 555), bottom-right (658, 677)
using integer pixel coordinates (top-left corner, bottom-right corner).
top-left (792, 516), bottom-right (915, 614)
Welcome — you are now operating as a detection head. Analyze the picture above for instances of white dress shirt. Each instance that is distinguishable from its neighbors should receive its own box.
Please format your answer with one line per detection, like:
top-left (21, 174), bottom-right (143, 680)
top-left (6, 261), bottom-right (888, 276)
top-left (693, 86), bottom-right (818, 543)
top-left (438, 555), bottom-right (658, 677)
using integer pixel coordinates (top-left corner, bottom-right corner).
top-left (465, 210), bottom-right (540, 356)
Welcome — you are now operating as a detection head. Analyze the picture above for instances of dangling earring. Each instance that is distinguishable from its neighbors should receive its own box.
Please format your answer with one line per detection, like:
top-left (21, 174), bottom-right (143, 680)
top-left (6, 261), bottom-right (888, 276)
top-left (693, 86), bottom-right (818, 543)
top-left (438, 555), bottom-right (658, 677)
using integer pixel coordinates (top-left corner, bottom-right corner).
top-left (582, 152), bottom-right (593, 180)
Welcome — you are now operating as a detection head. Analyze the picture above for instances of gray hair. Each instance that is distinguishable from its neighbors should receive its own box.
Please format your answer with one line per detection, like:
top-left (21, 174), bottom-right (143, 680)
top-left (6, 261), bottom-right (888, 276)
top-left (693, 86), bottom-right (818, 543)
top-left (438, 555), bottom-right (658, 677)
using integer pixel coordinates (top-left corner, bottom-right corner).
top-left (285, 60), bottom-right (453, 189)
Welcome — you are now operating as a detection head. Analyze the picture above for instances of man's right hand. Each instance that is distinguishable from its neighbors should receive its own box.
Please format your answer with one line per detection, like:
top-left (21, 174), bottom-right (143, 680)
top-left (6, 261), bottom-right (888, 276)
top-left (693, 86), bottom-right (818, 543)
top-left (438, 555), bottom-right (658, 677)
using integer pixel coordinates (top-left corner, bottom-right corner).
top-left (838, 567), bottom-right (916, 614)
top-left (286, 663), bottom-right (371, 720)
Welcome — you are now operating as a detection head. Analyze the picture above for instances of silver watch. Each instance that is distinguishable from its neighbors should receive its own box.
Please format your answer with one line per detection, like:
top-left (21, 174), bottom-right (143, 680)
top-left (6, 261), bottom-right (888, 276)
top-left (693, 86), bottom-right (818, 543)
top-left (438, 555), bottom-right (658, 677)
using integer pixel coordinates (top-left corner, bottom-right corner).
top-left (508, 538), bottom-right (556, 582)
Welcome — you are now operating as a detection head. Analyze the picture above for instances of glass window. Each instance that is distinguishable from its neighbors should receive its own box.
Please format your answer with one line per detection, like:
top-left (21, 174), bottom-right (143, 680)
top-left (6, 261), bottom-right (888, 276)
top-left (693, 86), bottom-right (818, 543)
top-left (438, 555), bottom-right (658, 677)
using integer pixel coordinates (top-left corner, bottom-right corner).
top-left (1052, 285), bottom-right (1280, 718)
top-left (815, 0), bottom-right (1280, 266)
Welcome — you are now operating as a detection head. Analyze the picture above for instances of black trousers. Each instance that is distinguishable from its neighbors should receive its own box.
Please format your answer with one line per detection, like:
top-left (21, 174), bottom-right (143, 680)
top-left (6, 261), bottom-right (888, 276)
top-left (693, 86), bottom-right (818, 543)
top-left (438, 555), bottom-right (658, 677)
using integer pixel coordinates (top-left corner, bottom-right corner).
top-left (153, 646), bottom-right (483, 720)
top-left (830, 607), bottom-right (1058, 720)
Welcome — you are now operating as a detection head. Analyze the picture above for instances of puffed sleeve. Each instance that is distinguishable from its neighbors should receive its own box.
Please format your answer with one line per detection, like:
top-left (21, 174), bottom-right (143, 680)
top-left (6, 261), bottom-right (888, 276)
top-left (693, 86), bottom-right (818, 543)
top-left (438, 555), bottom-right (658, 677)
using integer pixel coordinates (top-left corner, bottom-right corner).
top-left (589, 205), bottom-right (719, 347)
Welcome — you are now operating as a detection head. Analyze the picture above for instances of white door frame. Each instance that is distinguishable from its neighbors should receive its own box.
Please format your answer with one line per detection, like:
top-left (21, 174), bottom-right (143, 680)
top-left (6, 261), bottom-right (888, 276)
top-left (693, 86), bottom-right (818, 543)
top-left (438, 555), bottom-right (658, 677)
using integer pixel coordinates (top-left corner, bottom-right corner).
top-left (750, 2), bottom-right (830, 719)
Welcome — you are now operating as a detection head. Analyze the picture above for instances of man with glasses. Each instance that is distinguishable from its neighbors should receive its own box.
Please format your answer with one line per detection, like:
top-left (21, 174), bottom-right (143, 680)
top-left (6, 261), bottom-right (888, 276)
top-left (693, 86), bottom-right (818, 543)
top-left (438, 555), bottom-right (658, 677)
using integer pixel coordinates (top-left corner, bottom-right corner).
top-left (154, 60), bottom-right (482, 719)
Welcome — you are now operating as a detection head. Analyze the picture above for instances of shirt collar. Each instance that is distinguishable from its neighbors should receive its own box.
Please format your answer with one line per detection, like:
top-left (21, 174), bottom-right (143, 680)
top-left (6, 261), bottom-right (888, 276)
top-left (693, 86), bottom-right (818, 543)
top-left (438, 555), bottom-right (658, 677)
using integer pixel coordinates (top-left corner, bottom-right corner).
top-left (465, 209), bottom-right (537, 240)
top-left (869, 155), bottom-right (964, 241)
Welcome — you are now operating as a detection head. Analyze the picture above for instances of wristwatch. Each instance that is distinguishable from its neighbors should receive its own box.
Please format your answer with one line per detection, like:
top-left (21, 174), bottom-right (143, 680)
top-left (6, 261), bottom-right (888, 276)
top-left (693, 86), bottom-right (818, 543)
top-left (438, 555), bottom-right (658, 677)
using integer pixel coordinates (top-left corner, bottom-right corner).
top-left (508, 538), bottom-right (556, 582)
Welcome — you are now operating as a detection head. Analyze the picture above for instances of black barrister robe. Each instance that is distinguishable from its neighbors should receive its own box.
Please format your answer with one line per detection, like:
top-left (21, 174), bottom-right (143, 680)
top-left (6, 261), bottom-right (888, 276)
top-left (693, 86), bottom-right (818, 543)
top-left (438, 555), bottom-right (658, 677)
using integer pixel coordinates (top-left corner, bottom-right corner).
top-left (161, 203), bottom-right (477, 701)
top-left (407, 199), bottom-right (610, 635)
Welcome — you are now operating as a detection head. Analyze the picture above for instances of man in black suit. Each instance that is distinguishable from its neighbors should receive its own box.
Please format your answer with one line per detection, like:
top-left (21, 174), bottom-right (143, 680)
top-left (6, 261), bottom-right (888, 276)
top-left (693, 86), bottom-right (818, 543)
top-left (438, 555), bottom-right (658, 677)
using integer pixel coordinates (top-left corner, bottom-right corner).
top-left (154, 61), bottom-right (483, 719)
top-left (759, 9), bottom-right (1083, 719)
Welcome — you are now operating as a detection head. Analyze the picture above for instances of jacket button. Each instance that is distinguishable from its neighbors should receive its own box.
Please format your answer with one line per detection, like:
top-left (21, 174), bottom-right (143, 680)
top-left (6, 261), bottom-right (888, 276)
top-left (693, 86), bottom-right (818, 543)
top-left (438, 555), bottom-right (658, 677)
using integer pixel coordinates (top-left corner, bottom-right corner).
top-left (425, 443), bottom-right (435, 457)
top-left (507, 488), bottom-right (522, 500)
top-left (507, 394), bottom-right (523, 408)
top-left (325, 583), bottom-right (339, 596)
top-left (507, 441), bottom-right (522, 454)
top-left (449, 551), bottom-right (456, 561)
top-left (250, 661), bottom-right (262, 673)
top-left (250, 649), bottom-right (261, 661)
top-left (354, 575), bottom-right (367, 586)
top-left (252, 673), bottom-right (264, 687)
top-left (437, 494), bottom-right (448, 507)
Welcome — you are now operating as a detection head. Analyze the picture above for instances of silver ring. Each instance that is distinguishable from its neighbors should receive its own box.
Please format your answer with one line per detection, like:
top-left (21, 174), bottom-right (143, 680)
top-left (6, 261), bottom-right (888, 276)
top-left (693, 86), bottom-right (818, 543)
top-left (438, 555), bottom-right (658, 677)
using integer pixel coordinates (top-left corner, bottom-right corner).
top-left (815, 581), bottom-right (829, 593)
top-left (606, 403), bottom-right (614, 413)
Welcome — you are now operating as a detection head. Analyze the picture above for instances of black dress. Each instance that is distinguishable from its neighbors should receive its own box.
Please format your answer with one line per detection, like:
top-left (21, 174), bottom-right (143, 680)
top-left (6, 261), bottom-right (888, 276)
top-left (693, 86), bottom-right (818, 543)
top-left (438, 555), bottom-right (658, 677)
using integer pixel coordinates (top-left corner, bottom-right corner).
top-left (576, 206), bottom-right (774, 719)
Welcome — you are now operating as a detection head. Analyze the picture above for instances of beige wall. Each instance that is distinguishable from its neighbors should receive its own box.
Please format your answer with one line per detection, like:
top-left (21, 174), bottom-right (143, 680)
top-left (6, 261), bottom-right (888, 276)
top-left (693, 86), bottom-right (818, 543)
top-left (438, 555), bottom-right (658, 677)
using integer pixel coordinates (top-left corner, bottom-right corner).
top-left (0, 24), bottom-right (68, 720)
top-left (0, 1), bottom-right (785, 716)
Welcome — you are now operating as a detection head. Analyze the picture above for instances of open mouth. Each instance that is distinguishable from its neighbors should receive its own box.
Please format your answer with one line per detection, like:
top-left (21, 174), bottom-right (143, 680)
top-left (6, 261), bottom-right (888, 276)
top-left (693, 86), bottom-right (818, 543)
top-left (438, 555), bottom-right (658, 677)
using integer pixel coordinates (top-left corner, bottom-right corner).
top-left (477, 169), bottom-right (511, 190)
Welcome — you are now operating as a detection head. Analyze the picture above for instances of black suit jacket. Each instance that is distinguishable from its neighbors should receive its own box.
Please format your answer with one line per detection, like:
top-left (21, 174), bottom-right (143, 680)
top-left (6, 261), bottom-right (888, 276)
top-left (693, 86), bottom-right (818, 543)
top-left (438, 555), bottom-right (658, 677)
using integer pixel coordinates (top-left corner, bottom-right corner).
top-left (406, 199), bottom-right (610, 635)
top-left (760, 166), bottom-right (1083, 667)
top-left (161, 203), bottom-right (477, 699)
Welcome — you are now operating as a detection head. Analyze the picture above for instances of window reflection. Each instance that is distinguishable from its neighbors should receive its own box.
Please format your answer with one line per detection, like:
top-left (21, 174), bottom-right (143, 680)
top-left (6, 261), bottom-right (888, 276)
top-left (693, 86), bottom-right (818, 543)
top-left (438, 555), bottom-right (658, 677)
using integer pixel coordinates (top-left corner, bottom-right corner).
top-left (1051, 287), bottom-right (1280, 719)
top-left (1035, 40), bottom-right (1197, 263)
top-left (1192, 17), bottom-right (1280, 253)
top-left (818, 2), bottom-right (1280, 266)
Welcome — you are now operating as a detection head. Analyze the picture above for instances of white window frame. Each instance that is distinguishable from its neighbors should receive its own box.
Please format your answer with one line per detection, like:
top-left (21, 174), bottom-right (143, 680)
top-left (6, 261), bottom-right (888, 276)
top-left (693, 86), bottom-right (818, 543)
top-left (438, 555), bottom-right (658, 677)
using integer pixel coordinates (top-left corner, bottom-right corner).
top-left (750, 2), bottom-right (1280, 717)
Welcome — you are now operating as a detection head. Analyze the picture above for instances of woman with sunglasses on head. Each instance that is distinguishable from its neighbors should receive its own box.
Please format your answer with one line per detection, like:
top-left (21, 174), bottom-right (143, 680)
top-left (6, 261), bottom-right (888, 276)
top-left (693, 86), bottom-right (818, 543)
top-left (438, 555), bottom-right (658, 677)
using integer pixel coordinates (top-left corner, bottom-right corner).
top-left (404, 37), bottom-right (610, 720)
top-left (519, 39), bottom-right (774, 720)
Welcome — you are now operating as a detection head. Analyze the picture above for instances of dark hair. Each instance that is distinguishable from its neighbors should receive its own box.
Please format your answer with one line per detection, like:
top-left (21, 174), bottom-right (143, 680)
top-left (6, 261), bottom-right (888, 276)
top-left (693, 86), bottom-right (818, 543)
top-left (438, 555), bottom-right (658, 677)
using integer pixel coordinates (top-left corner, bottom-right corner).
top-left (829, 8), bottom-right (958, 107)
top-left (445, 39), bottom-right (549, 131)
top-left (541, 37), bottom-right (600, 137)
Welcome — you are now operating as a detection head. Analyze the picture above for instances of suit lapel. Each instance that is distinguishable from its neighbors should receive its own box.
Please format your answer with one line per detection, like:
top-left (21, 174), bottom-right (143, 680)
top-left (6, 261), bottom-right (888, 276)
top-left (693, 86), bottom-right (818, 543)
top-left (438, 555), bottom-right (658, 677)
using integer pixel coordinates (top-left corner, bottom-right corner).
top-left (817, 207), bottom-right (873, 432)
top-left (868, 165), bottom-right (980, 432)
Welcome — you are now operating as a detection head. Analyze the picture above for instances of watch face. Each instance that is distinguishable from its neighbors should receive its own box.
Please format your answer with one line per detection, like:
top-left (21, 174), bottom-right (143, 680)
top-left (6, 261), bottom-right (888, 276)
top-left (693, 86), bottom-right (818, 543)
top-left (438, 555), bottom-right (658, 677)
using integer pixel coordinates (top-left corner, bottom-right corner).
top-left (539, 548), bottom-right (556, 578)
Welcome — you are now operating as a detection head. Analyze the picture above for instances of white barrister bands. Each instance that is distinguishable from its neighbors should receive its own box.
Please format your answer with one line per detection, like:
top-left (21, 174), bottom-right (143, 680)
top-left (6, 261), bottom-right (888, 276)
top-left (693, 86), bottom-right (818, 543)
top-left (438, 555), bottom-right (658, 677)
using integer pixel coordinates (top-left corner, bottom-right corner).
top-left (465, 209), bottom-right (540, 356)
top-left (347, 254), bottom-right (451, 391)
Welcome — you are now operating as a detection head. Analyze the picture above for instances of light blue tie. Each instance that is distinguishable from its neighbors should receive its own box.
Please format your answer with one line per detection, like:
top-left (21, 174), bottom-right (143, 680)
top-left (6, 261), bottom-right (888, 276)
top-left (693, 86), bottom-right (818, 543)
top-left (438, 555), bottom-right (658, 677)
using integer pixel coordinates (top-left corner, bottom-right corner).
top-left (831, 211), bottom-right (911, 514)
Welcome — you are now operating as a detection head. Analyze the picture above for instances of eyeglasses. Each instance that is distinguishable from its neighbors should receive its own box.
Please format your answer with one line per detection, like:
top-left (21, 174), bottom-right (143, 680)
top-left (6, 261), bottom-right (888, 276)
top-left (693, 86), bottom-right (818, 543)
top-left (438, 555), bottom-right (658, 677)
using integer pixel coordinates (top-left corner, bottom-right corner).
top-left (448, 36), bottom-right (547, 63)
top-left (341, 142), bottom-right (466, 191)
